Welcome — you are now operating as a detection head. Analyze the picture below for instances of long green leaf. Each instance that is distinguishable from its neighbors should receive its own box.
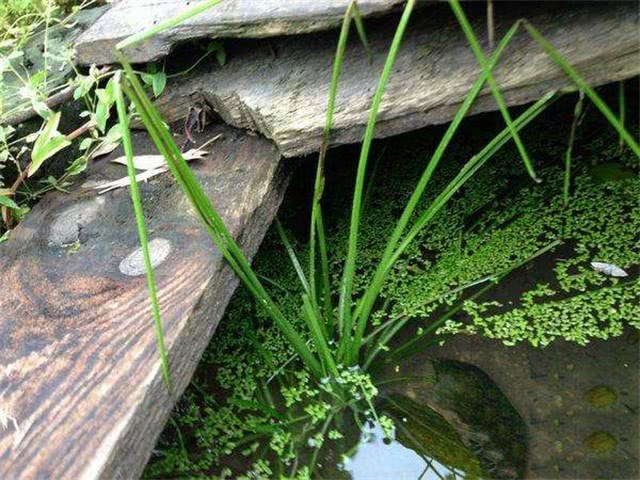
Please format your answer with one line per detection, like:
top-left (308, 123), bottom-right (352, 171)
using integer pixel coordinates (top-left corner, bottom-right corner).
top-left (449, 0), bottom-right (539, 182)
top-left (119, 59), bottom-right (324, 378)
top-left (350, 21), bottom-right (522, 357)
top-left (351, 90), bottom-right (556, 357)
top-left (338, 0), bottom-right (416, 364)
top-left (524, 21), bottom-right (640, 158)
top-left (302, 294), bottom-right (338, 376)
top-left (113, 71), bottom-right (171, 388)
top-left (309, 1), bottom-right (360, 326)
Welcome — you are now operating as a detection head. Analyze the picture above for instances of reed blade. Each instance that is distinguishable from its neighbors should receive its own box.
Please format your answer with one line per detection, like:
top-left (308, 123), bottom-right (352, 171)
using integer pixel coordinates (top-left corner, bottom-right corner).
top-left (449, 0), bottom-right (539, 182)
top-left (113, 71), bottom-right (171, 388)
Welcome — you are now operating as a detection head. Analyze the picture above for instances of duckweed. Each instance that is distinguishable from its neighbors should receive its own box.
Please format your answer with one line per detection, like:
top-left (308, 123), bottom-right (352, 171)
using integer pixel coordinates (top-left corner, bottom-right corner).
top-left (145, 110), bottom-right (639, 477)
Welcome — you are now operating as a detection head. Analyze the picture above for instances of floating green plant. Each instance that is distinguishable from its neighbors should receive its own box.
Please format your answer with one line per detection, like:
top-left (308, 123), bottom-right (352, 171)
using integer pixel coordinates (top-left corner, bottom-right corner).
top-left (106, 0), bottom-right (640, 475)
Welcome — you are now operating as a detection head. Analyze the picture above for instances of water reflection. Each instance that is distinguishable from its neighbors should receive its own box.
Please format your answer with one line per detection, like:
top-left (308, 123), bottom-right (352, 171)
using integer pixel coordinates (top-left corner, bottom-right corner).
top-left (341, 422), bottom-right (475, 480)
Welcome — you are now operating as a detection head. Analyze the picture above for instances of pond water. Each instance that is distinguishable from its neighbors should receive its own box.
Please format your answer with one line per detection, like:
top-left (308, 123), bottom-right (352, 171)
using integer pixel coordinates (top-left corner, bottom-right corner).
top-left (145, 87), bottom-right (639, 479)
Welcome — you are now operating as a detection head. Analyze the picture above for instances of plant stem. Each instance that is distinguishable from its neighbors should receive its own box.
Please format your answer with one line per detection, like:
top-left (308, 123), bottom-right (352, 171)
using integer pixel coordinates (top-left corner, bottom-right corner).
top-left (309, 1), bottom-right (358, 327)
top-left (338, 0), bottom-right (416, 365)
top-left (114, 71), bottom-right (171, 388)
top-left (563, 90), bottom-right (584, 206)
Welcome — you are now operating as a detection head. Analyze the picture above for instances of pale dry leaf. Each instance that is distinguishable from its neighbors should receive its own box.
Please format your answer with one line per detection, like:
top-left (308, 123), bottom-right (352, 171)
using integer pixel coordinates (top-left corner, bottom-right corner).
top-left (94, 167), bottom-right (168, 194)
top-left (110, 148), bottom-right (208, 170)
top-left (591, 261), bottom-right (628, 277)
top-left (95, 133), bottom-right (222, 193)
top-left (89, 140), bottom-right (120, 160)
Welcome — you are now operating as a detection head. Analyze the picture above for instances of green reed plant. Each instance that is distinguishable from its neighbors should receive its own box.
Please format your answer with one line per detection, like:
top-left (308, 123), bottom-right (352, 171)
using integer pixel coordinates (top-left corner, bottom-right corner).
top-left (564, 91), bottom-right (585, 206)
top-left (111, 0), bottom-right (640, 390)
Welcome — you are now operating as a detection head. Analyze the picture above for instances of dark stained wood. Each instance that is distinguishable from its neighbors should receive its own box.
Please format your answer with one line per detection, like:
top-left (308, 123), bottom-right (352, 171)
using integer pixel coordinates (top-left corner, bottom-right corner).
top-left (74, 0), bottom-right (410, 65)
top-left (152, 1), bottom-right (639, 157)
top-left (0, 125), bottom-right (286, 478)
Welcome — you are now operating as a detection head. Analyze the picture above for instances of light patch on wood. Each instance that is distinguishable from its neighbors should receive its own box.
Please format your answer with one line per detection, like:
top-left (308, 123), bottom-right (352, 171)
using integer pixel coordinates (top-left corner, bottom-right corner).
top-left (48, 197), bottom-right (105, 247)
top-left (119, 238), bottom-right (172, 276)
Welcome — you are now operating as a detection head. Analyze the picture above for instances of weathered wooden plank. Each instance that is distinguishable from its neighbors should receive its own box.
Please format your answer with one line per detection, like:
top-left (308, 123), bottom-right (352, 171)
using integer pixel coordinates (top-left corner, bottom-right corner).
top-left (0, 125), bottom-right (286, 478)
top-left (74, 0), bottom-right (411, 65)
top-left (152, 1), bottom-right (639, 158)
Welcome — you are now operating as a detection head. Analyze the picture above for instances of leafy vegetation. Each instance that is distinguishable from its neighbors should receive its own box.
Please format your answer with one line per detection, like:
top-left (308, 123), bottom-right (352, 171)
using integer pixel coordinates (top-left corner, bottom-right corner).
top-left (0, 0), bottom-right (172, 233)
top-left (108, 0), bottom-right (638, 475)
top-left (1, 0), bottom-right (637, 475)
top-left (145, 98), bottom-right (638, 477)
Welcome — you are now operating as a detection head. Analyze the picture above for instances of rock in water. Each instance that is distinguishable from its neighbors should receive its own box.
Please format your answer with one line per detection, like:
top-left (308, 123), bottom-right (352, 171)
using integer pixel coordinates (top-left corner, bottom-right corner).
top-left (383, 359), bottom-right (528, 479)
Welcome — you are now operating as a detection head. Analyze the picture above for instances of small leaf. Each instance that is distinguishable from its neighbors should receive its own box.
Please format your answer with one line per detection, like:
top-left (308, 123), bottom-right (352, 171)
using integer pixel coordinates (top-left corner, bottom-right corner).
top-left (151, 72), bottom-right (167, 97)
top-left (79, 138), bottom-right (93, 151)
top-left (29, 112), bottom-right (71, 176)
top-left (94, 78), bottom-right (116, 133)
top-left (110, 148), bottom-right (207, 170)
top-left (0, 194), bottom-right (19, 210)
top-left (65, 157), bottom-right (88, 176)
top-left (207, 41), bottom-right (226, 66)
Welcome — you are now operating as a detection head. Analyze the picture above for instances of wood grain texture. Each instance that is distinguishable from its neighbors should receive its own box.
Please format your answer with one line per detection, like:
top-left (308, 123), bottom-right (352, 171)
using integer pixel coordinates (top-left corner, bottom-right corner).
top-left (74, 0), bottom-right (410, 65)
top-left (0, 125), bottom-right (286, 478)
top-left (152, 1), bottom-right (639, 158)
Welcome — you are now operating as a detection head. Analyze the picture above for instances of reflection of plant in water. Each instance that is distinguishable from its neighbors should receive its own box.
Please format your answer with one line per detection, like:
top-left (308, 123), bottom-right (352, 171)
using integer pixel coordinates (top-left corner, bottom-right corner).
top-left (101, 0), bottom-right (639, 477)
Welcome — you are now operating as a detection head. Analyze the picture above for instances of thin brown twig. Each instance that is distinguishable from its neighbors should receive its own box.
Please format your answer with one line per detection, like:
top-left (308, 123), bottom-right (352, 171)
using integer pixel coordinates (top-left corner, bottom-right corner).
top-left (486, 0), bottom-right (495, 51)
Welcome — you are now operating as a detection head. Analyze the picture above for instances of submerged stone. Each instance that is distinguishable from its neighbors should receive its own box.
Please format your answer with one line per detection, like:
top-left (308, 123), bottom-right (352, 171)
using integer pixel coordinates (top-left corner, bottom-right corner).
top-left (382, 359), bottom-right (528, 479)
top-left (583, 385), bottom-right (617, 409)
top-left (382, 394), bottom-right (486, 479)
top-left (584, 431), bottom-right (618, 454)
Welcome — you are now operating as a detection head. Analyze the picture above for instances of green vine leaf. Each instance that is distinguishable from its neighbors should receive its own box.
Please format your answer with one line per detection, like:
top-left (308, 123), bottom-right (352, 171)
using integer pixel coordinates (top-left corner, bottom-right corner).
top-left (29, 111), bottom-right (71, 177)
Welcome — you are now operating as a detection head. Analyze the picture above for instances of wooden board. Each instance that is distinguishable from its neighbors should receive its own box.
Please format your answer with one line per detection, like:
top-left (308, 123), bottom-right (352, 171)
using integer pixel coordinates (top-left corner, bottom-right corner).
top-left (0, 125), bottom-right (286, 478)
top-left (74, 0), bottom-right (411, 65)
top-left (151, 1), bottom-right (639, 157)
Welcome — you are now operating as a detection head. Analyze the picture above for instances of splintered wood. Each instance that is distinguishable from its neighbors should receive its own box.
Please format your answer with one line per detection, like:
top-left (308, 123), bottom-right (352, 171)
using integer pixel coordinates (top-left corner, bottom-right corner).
top-left (150, 1), bottom-right (639, 157)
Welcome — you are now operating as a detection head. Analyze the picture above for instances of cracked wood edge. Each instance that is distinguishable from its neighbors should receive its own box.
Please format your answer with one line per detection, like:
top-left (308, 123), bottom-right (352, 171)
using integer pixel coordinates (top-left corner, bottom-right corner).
top-left (74, 0), bottom-right (410, 65)
top-left (152, 1), bottom-right (639, 157)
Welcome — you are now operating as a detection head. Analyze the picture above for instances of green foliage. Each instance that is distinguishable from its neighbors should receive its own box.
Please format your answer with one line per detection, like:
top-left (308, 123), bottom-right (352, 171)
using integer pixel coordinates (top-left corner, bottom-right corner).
top-left (28, 111), bottom-right (71, 175)
top-left (145, 107), bottom-right (639, 477)
top-left (109, 1), bottom-right (640, 475)
top-left (0, 0), bottom-right (81, 45)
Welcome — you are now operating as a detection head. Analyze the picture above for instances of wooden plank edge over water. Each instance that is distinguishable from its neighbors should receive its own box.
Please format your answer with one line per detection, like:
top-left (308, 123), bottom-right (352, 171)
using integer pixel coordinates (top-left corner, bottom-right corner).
top-left (151, 1), bottom-right (639, 157)
top-left (0, 125), bottom-right (286, 478)
top-left (74, 0), bottom-right (411, 65)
